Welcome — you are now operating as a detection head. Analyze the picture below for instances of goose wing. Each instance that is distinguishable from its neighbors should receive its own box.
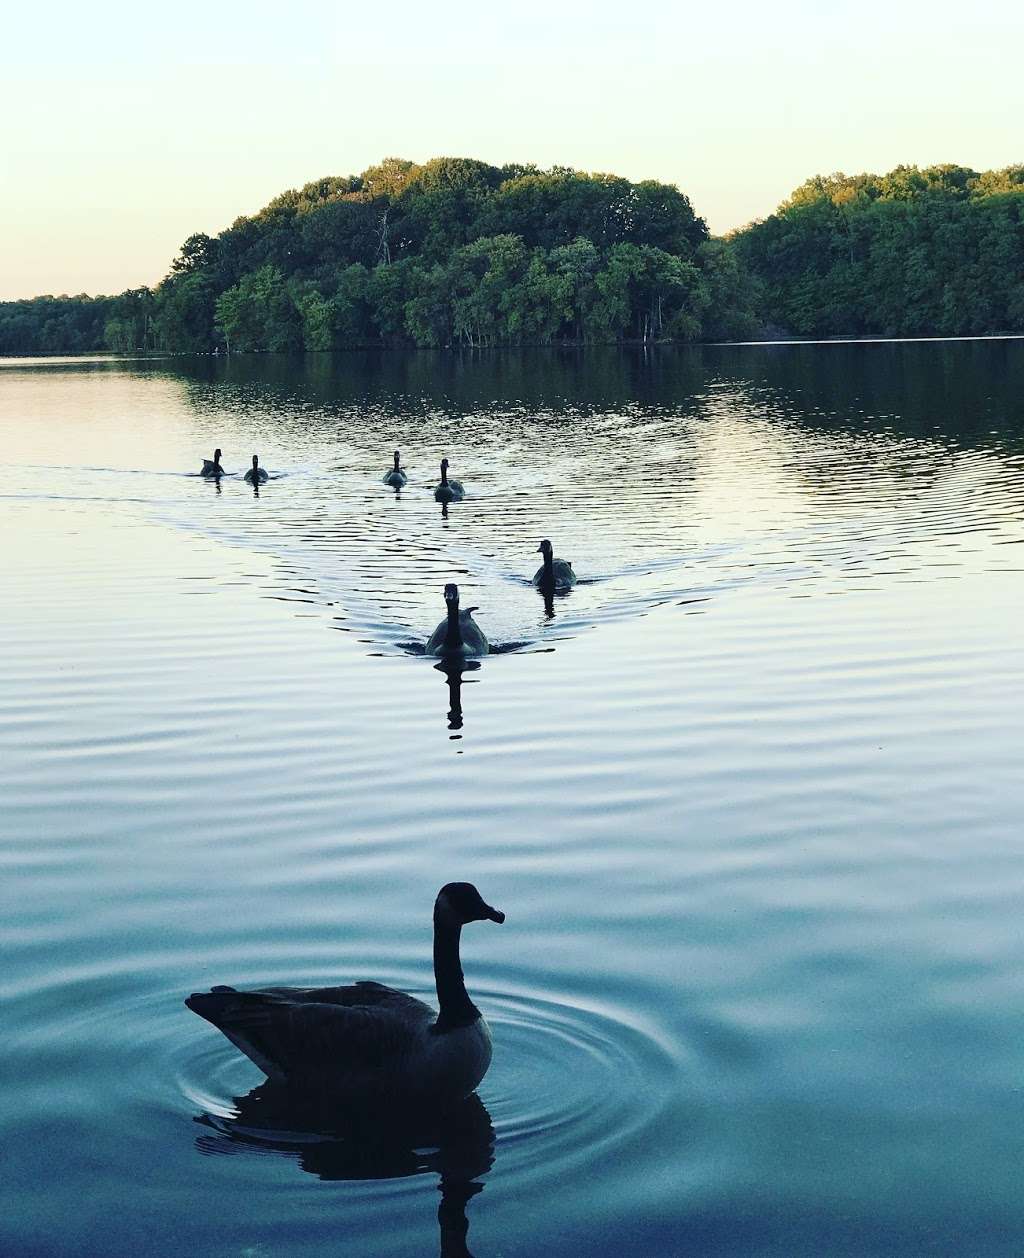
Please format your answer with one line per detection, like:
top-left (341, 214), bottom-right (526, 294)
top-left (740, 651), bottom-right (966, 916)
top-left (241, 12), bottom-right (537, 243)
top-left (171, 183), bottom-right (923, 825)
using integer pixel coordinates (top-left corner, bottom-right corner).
top-left (259, 980), bottom-right (431, 1016)
top-left (425, 617), bottom-right (450, 654)
top-left (186, 982), bottom-right (435, 1081)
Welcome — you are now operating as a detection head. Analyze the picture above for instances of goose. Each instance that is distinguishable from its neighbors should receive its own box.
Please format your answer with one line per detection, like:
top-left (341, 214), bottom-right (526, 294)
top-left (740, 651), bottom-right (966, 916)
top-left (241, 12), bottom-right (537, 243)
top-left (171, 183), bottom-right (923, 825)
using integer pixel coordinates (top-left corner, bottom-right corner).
top-left (425, 584), bottom-right (489, 658)
top-left (185, 882), bottom-right (504, 1105)
top-left (532, 539), bottom-right (576, 592)
top-left (201, 448), bottom-right (224, 477)
top-left (244, 455), bottom-right (269, 485)
top-left (434, 458), bottom-right (465, 503)
top-left (383, 450), bottom-right (408, 488)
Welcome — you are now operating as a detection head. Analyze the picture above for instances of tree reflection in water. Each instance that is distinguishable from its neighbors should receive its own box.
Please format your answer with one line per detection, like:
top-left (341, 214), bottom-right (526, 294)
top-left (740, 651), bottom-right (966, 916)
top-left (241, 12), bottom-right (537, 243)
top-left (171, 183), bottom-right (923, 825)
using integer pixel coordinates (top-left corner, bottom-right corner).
top-left (194, 1084), bottom-right (495, 1257)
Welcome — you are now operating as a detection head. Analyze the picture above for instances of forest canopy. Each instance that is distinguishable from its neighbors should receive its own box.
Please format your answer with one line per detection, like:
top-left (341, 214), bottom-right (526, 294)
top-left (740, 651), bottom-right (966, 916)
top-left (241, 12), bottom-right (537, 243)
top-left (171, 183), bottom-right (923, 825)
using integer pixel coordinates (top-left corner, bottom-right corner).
top-left (2, 159), bottom-right (1023, 354)
top-left (731, 163), bottom-right (1024, 337)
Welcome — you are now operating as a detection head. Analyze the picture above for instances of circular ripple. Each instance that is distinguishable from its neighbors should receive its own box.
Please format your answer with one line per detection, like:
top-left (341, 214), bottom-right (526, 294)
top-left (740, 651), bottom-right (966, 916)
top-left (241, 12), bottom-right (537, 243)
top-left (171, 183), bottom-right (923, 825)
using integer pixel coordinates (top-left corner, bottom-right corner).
top-left (478, 992), bottom-right (685, 1182)
top-left (7, 964), bottom-right (688, 1199)
top-left (164, 983), bottom-right (684, 1188)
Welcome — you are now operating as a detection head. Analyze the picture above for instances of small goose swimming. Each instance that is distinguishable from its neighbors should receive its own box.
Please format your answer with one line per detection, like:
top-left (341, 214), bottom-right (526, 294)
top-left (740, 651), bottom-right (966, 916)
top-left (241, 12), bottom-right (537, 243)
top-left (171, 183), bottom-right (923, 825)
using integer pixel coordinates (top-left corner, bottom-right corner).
top-left (185, 882), bottom-right (504, 1105)
top-left (201, 448), bottom-right (224, 477)
top-left (426, 584), bottom-right (489, 658)
top-left (434, 458), bottom-right (465, 503)
top-left (383, 450), bottom-right (408, 488)
top-left (244, 455), bottom-right (269, 485)
top-left (532, 539), bottom-right (576, 592)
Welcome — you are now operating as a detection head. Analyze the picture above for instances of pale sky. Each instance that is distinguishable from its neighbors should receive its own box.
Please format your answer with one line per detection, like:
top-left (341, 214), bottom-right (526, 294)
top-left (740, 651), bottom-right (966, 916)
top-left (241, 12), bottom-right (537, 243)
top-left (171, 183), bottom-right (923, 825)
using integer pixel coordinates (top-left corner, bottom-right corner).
top-left (1, 0), bottom-right (1021, 300)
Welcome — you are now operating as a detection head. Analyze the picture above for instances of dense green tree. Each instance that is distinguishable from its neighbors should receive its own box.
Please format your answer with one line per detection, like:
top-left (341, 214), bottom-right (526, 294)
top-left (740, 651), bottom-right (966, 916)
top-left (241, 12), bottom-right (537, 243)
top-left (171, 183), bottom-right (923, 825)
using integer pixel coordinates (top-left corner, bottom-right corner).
top-left (214, 265), bottom-right (301, 352)
top-left (366, 258), bottom-right (419, 343)
top-left (170, 233), bottom-right (218, 275)
top-left (0, 295), bottom-right (113, 354)
top-left (403, 263), bottom-right (455, 347)
top-left (103, 287), bottom-right (154, 351)
top-left (152, 273), bottom-right (217, 351)
top-left (548, 239), bottom-right (598, 337)
top-left (733, 163), bottom-right (1024, 337)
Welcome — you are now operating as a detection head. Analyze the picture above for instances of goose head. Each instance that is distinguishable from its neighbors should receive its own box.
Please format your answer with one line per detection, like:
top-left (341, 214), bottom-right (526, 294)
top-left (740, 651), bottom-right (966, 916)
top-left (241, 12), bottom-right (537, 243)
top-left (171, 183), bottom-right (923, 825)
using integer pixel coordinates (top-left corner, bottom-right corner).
top-left (537, 539), bottom-right (553, 558)
top-left (251, 455), bottom-right (260, 470)
top-left (440, 458), bottom-right (449, 480)
top-left (435, 882), bottom-right (505, 927)
top-left (444, 582), bottom-right (460, 607)
top-left (214, 448), bottom-right (222, 464)
top-left (393, 450), bottom-right (401, 470)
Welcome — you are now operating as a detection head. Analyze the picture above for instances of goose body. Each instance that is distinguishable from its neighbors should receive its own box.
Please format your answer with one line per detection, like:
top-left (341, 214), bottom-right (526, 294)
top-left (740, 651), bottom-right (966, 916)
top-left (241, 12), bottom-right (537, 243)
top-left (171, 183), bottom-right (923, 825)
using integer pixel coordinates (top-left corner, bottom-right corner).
top-left (425, 584), bottom-right (489, 658)
top-left (383, 450), bottom-right (408, 488)
top-left (244, 455), bottom-right (269, 485)
top-left (532, 539), bottom-right (576, 592)
top-left (434, 458), bottom-right (465, 503)
top-left (201, 448), bottom-right (224, 477)
top-left (186, 883), bottom-right (504, 1105)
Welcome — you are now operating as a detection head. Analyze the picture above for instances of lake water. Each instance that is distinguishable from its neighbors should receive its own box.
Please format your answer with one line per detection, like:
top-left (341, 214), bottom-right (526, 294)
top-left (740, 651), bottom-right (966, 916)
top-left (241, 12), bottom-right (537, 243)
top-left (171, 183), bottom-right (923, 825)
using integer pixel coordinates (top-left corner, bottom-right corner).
top-left (2, 342), bottom-right (1023, 1257)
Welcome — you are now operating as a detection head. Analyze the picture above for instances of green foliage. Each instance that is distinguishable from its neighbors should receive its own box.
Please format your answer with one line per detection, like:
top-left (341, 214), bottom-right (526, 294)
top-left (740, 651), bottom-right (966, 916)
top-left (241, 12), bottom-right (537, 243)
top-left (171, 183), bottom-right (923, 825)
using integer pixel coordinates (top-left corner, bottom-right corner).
top-left (736, 164), bottom-right (1024, 336)
top-left (0, 295), bottom-right (114, 354)
top-left (10, 157), bottom-right (1024, 355)
top-left (0, 154), bottom-right (754, 354)
top-left (214, 265), bottom-right (301, 352)
top-left (152, 273), bottom-right (217, 352)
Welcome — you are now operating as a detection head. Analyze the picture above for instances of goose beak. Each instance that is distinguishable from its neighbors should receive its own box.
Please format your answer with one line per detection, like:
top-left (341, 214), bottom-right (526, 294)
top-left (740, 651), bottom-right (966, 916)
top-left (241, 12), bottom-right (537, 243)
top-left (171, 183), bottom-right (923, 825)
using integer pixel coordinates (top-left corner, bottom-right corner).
top-left (483, 904), bottom-right (505, 924)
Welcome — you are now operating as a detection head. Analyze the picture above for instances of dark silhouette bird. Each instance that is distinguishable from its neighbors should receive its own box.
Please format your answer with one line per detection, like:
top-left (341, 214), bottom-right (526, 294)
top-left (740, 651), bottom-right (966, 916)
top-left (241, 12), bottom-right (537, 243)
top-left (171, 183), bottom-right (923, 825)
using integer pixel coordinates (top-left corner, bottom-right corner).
top-left (434, 458), bottom-right (465, 503)
top-left (185, 883), bottom-right (504, 1105)
top-left (383, 450), bottom-right (408, 488)
top-left (201, 448), bottom-right (224, 477)
top-left (426, 585), bottom-right (489, 659)
top-left (532, 539), bottom-right (576, 592)
top-left (244, 455), bottom-right (269, 485)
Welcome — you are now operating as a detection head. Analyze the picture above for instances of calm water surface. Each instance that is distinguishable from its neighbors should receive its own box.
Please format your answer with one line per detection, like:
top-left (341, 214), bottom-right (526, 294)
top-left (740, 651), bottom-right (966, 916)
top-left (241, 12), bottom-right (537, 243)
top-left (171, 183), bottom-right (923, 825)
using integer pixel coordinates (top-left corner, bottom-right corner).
top-left (2, 344), bottom-right (1023, 1256)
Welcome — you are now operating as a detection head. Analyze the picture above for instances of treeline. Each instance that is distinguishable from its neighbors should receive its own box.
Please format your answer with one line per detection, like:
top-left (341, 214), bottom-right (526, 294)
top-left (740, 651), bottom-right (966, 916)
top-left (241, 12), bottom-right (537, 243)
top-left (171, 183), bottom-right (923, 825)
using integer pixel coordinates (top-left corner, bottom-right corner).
top-left (0, 157), bottom-right (759, 355)
top-left (0, 294), bottom-right (116, 355)
top-left (732, 164), bottom-right (1024, 337)
top-left (4, 159), bottom-right (1024, 355)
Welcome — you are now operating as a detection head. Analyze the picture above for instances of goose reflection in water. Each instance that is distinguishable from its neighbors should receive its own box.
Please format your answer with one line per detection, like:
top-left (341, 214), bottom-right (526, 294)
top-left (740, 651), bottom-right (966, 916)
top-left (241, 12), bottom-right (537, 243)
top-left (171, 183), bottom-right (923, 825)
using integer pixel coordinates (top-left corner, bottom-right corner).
top-left (194, 1086), bottom-right (495, 1257)
top-left (434, 658), bottom-right (481, 732)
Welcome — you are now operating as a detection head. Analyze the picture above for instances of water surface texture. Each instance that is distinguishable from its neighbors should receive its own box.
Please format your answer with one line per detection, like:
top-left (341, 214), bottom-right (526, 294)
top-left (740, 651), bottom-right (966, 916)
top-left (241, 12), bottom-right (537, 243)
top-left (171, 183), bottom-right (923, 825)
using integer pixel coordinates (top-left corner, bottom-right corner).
top-left (2, 344), bottom-right (1023, 1257)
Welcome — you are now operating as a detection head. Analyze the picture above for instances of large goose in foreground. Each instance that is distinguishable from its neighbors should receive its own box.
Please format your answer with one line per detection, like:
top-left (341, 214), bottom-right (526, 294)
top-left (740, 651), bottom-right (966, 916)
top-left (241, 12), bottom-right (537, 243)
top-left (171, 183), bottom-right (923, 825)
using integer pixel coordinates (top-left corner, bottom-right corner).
top-left (185, 883), bottom-right (504, 1105)
top-left (425, 584), bottom-right (489, 658)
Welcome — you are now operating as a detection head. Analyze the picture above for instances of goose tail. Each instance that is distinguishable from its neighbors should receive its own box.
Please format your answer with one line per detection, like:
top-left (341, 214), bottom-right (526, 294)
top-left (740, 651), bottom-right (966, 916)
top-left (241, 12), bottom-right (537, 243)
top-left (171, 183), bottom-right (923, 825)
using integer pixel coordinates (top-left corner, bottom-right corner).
top-left (186, 986), bottom-right (283, 1028)
top-left (185, 987), bottom-right (291, 1079)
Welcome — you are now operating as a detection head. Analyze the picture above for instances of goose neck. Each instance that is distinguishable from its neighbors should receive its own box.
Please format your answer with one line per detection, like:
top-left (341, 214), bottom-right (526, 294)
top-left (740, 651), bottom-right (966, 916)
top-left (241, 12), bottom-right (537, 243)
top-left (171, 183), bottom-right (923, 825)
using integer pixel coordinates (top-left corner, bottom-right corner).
top-left (433, 916), bottom-right (477, 1029)
top-left (445, 603), bottom-right (462, 649)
